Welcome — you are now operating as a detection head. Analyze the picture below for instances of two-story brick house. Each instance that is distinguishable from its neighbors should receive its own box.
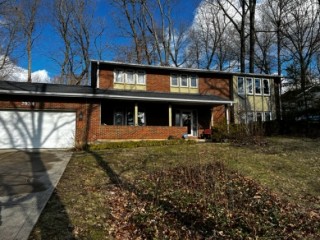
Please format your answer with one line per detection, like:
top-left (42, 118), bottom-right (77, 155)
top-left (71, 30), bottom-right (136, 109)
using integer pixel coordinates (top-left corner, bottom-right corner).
top-left (0, 61), bottom-right (280, 149)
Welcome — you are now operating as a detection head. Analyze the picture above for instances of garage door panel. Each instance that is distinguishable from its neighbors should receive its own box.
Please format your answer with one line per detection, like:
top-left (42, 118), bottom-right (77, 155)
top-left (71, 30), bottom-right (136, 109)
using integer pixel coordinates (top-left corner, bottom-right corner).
top-left (0, 111), bottom-right (76, 149)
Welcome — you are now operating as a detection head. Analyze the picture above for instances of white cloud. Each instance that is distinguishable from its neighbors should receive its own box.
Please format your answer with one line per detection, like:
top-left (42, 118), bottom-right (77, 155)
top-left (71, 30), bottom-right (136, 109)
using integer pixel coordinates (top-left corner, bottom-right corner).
top-left (0, 56), bottom-right (51, 83)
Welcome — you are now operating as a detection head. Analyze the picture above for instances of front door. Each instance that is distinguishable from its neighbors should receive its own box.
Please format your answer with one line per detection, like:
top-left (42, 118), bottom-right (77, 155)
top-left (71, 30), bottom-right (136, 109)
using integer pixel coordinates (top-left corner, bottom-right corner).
top-left (182, 111), bottom-right (192, 135)
top-left (175, 110), bottom-right (197, 136)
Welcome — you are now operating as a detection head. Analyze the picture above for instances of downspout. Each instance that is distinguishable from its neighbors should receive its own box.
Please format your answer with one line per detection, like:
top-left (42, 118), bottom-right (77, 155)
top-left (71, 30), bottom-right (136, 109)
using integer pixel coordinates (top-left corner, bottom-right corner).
top-left (97, 61), bottom-right (100, 88)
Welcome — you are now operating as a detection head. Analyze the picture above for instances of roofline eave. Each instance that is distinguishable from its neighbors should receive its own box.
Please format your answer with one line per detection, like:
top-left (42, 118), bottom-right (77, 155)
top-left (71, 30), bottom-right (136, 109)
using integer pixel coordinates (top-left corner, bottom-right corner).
top-left (0, 90), bottom-right (234, 105)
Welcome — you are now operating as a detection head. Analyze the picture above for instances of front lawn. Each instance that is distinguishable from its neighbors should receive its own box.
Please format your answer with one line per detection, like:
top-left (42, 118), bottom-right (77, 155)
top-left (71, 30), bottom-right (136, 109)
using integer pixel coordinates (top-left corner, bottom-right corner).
top-left (29, 138), bottom-right (320, 239)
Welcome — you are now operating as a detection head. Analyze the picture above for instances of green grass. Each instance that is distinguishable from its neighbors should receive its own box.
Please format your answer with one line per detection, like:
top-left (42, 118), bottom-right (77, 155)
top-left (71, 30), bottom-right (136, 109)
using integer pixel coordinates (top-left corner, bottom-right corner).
top-left (29, 137), bottom-right (320, 239)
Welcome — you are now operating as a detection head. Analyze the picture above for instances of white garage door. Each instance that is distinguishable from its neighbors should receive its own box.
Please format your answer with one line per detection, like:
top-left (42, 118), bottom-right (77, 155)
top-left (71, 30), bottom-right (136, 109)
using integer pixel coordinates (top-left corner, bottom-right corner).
top-left (0, 110), bottom-right (76, 149)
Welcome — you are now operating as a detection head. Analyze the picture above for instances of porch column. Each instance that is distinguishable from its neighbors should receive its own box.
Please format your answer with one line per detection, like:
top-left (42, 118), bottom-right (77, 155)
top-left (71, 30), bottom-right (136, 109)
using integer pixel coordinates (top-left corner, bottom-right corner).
top-left (168, 104), bottom-right (172, 127)
top-left (134, 102), bottom-right (138, 126)
top-left (226, 105), bottom-right (230, 133)
top-left (210, 107), bottom-right (214, 127)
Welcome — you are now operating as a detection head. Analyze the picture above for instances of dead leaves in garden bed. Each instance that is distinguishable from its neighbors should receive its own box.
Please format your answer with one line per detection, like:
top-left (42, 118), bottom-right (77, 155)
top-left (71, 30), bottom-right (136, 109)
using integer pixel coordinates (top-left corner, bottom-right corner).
top-left (103, 162), bottom-right (320, 239)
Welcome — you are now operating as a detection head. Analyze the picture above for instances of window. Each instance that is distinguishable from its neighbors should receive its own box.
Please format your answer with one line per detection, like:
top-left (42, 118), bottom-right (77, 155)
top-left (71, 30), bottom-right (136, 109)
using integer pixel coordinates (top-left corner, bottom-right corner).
top-left (247, 112), bottom-right (254, 123)
top-left (126, 111), bottom-right (134, 125)
top-left (171, 74), bottom-right (178, 86)
top-left (263, 79), bottom-right (270, 95)
top-left (126, 71), bottom-right (135, 84)
top-left (246, 78), bottom-right (253, 94)
top-left (138, 111), bottom-right (146, 126)
top-left (114, 70), bottom-right (146, 85)
top-left (181, 75), bottom-right (188, 87)
top-left (255, 78), bottom-right (261, 94)
top-left (265, 112), bottom-right (271, 121)
top-left (137, 71), bottom-right (146, 84)
top-left (114, 70), bottom-right (124, 83)
top-left (256, 112), bottom-right (262, 122)
top-left (190, 75), bottom-right (198, 87)
top-left (238, 77), bottom-right (244, 94)
top-left (114, 111), bottom-right (124, 125)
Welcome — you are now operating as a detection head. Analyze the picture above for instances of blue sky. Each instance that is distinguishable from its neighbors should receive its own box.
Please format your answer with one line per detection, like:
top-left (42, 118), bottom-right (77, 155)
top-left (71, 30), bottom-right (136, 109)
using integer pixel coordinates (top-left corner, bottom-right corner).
top-left (16, 0), bottom-right (201, 79)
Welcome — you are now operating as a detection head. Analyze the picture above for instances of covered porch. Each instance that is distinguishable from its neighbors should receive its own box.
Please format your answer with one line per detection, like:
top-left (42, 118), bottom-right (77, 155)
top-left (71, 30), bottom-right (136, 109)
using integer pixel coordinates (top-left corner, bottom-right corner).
top-left (100, 98), bottom-right (233, 140)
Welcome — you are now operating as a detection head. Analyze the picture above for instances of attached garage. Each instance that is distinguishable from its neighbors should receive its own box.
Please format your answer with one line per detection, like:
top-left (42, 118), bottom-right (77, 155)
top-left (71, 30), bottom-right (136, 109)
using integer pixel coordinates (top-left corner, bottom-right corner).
top-left (0, 110), bottom-right (76, 149)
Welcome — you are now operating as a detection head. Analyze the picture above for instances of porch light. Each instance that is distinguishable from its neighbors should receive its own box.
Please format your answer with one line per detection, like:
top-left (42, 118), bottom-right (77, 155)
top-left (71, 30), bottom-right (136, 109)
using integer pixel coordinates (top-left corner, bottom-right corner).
top-left (79, 111), bottom-right (83, 121)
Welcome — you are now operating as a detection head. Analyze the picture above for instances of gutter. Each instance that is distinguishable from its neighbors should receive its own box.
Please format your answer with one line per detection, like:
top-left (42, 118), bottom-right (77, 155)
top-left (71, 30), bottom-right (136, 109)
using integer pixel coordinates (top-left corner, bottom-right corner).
top-left (0, 89), bottom-right (234, 105)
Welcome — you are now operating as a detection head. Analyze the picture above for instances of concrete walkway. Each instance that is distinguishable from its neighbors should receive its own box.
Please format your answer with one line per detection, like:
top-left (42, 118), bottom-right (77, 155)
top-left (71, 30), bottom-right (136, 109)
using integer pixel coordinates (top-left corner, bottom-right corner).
top-left (0, 150), bottom-right (73, 240)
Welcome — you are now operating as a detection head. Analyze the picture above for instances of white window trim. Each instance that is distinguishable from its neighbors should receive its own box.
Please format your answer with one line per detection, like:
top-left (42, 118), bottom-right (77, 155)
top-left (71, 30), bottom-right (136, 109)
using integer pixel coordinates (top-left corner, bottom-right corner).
top-left (263, 79), bottom-right (270, 96)
top-left (255, 78), bottom-right (262, 95)
top-left (246, 78), bottom-right (253, 95)
top-left (190, 75), bottom-right (198, 88)
top-left (180, 74), bottom-right (189, 88)
top-left (136, 71), bottom-right (146, 85)
top-left (170, 74), bottom-right (179, 87)
top-left (238, 77), bottom-right (245, 94)
top-left (114, 69), bottom-right (125, 83)
top-left (125, 70), bottom-right (135, 84)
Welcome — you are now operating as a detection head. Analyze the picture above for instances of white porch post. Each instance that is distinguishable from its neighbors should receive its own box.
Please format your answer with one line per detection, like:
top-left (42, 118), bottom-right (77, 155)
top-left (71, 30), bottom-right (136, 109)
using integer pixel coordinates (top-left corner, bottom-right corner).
top-left (168, 104), bottom-right (172, 127)
top-left (226, 105), bottom-right (230, 133)
top-left (134, 102), bottom-right (138, 126)
top-left (210, 107), bottom-right (214, 127)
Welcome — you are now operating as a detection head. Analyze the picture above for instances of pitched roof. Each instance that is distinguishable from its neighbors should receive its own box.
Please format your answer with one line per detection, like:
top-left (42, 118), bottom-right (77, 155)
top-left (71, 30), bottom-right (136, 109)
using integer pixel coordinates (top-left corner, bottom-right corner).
top-left (0, 81), bottom-right (233, 105)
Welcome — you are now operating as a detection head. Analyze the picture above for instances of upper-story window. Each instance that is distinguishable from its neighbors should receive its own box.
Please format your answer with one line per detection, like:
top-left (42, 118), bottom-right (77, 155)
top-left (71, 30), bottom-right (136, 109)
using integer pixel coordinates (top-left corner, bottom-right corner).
top-left (114, 69), bottom-right (146, 85)
top-left (137, 71), bottom-right (146, 84)
top-left (171, 74), bottom-right (178, 86)
top-left (126, 71), bottom-right (135, 84)
top-left (238, 77), bottom-right (271, 96)
top-left (263, 79), bottom-right (270, 95)
top-left (180, 75), bottom-right (188, 87)
top-left (255, 78), bottom-right (261, 94)
top-left (238, 77), bottom-right (244, 94)
top-left (246, 78), bottom-right (253, 94)
top-left (170, 74), bottom-right (198, 88)
top-left (115, 70), bottom-right (125, 83)
top-left (190, 75), bottom-right (198, 88)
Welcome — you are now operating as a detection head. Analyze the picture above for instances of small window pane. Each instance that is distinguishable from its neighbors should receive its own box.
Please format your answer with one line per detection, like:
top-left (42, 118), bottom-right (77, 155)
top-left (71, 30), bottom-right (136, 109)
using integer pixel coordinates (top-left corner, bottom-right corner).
top-left (114, 111), bottom-right (124, 125)
top-left (238, 77), bottom-right (244, 94)
top-left (138, 111), bottom-right (146, 126)
top-left (247, 112), bottom-right (254, 123)
top-left (175, 112), bottom-right (180, 126)
top-left (171, 75), bottom-right (178, 86)
top-left (127, 111), bottom-right (134, 126)
top-left (256, 112), bottom-right (262, 122)
top-left (263, 79), bottom-right (270, 95)
top-left (126, 71), bottom-right (135, 84)
top-left (115, 70), bottom-right (124, 83)
top-left (181, 75), bottom-right (188, 87)
top-left (265, 112), bottom-right (271, 121)
top-left (137, 72), bottom-right (145, 84)
top-left (246, 78), bottom-right (253, 94)
top-left (190, 75), bottom-right (197, 87)
top-left (255, 79), bottom-right (261, 94)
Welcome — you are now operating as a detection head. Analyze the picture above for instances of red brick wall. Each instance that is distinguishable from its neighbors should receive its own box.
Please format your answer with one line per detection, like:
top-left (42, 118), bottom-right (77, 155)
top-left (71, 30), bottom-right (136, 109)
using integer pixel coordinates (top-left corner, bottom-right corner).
top-left (99, 125), bottom-right (186, 140)
top-left (99, 69), bottom-right (113, 89)
top-left (0, 98), bottom-right (186, 146)
top-left (199, 77), bottom-right (230, 99)
top-left (98, 66), bottom-right (231, 99)
top-left (146, 72), bottom-right (170, 92)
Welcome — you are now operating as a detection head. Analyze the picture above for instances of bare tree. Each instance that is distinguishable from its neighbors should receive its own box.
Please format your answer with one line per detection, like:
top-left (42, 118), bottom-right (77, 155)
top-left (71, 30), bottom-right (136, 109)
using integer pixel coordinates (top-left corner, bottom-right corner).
top-left (0, 1), bottom-right (20, 80)
top-left (191, 1), bottom-right (230, 70)
top-left (109, 0), bottom-right (188, 66)
top-left (15, 0), bottom-right (41, 82)
top-left (216, 0), bottom-right (249, 73)
top-left (52, 0), bottom-right (104, 85)
top-left (281, 0), bottom-right (320, 121)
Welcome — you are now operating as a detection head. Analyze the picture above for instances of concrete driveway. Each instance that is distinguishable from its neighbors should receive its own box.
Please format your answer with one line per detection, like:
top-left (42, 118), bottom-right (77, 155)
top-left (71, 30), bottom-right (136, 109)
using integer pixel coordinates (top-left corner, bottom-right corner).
top-left (0, 150), bottom-right (73, 240)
